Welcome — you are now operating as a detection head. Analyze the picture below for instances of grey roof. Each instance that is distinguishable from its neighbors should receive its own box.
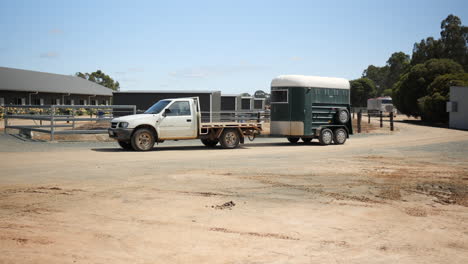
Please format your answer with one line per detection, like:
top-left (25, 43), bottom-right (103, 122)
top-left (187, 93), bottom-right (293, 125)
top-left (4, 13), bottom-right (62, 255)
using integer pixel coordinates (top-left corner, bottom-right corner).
top-left (0, 67), bottom-right (113, 96)
top-left (115, 90), bottom-right (219, 94)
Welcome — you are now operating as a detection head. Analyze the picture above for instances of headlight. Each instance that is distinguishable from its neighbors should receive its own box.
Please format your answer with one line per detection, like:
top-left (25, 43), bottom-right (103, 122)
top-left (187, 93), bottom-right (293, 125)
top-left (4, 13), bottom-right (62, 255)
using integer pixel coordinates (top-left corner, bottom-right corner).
top-left (119, 122), bottom-right (129, 128)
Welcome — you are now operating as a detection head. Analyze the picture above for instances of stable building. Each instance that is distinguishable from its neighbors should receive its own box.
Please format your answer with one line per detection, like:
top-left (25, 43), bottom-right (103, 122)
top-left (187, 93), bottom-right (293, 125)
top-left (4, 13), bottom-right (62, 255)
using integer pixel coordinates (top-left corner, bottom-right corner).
top-left (0, 67), bottom-right (113, 106)
top-left (447, 86), bottom-right (468, 130)
top-left (113, 90), bottom-right (221, 122)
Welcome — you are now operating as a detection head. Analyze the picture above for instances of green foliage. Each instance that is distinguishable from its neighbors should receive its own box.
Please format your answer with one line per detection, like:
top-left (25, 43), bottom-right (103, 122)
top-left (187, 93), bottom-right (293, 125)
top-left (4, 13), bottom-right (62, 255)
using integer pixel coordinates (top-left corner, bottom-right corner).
top-left (412, 14), bottom-right (468, 71)
top-left (362, 52), bottom-right (410, 96)
top-left (393, 59), bottom-right (464, 117)
top-left (76, 70), bottom-right (120, 91)
top-left (427, 73), bottom-right (468, 96)
top-left (382, 89), bottom-right (393, 97)
top-left (418, 93), bottom-right (448, 122)
top-left (362, 65), bottom-right (389, 95)
top-left (350, 78), bottom-right (377, 107)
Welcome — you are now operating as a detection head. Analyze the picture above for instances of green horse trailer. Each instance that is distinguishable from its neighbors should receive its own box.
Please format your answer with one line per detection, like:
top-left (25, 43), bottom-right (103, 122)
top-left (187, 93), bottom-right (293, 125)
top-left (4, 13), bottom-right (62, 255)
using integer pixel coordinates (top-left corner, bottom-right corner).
top-left (270, 75), bottom-right (353, 145)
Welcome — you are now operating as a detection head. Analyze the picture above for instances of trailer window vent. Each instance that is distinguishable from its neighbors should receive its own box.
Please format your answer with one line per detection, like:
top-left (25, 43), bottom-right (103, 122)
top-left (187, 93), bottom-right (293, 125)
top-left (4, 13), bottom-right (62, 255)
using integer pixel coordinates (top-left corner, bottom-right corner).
top-left (271, 90), bottom-right (288, 104)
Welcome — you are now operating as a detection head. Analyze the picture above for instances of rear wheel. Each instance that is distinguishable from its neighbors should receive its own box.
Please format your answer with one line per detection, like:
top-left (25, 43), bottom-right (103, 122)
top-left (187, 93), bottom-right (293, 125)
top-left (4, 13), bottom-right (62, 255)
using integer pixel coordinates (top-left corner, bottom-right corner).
top-left (201, 138), bottom-right (218, 147)
top-left (131, 128), bottom-right (155, 151)
top-left (219, 129), bottom-right (240, 149)
top-left (318, 128), bottom-right (333, 145)
top-left (333, 128), bottom-right (347, 145)
top-left (287, 137), bottom-right (300, 144)
top-left (336, 109), bottom-right (350, 124)
top-left (118, 141), bottom-right (133, 150)
top-left (302, 138), bottom-right (312, 143)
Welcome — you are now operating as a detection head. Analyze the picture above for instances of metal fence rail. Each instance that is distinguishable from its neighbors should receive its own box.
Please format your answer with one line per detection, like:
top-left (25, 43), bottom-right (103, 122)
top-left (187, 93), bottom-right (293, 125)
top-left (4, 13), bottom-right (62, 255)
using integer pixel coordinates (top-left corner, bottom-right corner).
top-left (3, 105), bottom-right (136, 141)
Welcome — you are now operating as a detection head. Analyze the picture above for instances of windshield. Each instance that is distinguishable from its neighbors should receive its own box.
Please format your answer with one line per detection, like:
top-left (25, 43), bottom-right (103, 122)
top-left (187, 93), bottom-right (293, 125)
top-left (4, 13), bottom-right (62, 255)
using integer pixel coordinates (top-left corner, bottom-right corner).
top-left (144, 100), bottom-right (171, 114)
top-left (381, 99), bottom-right (392, 104)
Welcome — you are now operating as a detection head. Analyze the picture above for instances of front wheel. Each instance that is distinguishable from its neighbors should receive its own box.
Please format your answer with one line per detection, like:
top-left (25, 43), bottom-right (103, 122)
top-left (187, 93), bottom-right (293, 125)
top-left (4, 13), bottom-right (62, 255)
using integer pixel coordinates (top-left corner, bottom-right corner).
top-left (318, 128), bottom-right (333, 145)
top-left (287, 137), bottom-right (300, 144)
top-left (118, 141), bottom-right (133, 150)
top-left (333, 128), bottom-right (347, 145)
top-left (219, 129), bottom-right (240, 149)
top-left (131, 128), bottom-right (155, 151)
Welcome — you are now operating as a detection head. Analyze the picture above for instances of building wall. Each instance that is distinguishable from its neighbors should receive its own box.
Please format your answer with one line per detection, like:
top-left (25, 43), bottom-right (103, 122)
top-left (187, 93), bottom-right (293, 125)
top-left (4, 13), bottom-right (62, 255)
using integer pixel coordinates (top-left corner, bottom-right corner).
top-left (0, 90), bottom-right (111, 106)
top-left (449, 86), bottom-right (468, 130)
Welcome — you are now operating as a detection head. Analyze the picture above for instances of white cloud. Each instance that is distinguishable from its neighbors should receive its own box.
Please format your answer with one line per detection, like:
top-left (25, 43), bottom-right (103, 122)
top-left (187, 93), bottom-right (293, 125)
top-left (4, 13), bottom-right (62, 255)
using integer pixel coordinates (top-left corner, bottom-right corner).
top-left (40, 52), bottom-right (59, 59)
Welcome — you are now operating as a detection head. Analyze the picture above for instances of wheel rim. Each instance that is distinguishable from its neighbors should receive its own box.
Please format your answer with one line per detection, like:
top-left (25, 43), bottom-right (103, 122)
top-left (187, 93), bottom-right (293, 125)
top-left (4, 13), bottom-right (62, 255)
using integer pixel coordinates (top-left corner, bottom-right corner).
top-left (322, 131), bottom-right (332, 144)
top-left (225, 131), bottom-right (237, 146)
top-left (137, 132), bottom-right (152, 150)
top-left (336, 130), bottom-right (346, 143)
top-left (339, 111), bottom-right (348, 123)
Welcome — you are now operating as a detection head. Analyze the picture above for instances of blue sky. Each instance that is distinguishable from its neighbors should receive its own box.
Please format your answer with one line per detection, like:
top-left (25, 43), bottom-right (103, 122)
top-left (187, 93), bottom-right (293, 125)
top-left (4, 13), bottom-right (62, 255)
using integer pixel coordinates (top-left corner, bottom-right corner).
top-left (1, 0), bottom-right (467, 94)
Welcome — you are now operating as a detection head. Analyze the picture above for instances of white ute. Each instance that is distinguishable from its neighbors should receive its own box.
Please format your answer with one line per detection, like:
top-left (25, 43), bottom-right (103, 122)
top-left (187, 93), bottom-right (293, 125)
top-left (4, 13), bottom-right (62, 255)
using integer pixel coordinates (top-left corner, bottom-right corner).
top-left (108, 97), bottom-right (262, 151)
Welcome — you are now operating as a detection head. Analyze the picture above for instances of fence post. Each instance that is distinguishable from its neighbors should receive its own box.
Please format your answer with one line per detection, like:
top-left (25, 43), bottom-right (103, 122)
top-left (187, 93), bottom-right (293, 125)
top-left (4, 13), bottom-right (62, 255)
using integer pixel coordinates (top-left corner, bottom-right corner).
top-left (379, 111), bottom-right (383, 128)
top-left (390, 112), bottom-right (394, 131)
top-left (368, 111), bottom-right (371, 124)
top-left (257, 112), bottom-right (261, 123)
top-left (352, 108), bottom-right (355, 119)
top-left (357, 110), bottom-right (362, 133)
top-left (50, 106), bottom-right (55, 141)
top-left (3, 107), bottom-right (7, 135)
top-left (132, 105), bottom-right (136, 115)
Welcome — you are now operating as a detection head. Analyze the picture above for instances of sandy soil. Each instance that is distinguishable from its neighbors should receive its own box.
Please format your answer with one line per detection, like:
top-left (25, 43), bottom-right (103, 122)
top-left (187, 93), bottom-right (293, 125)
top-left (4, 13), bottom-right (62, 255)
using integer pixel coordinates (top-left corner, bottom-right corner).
top-left (0, 120), bottom-right (467, 263)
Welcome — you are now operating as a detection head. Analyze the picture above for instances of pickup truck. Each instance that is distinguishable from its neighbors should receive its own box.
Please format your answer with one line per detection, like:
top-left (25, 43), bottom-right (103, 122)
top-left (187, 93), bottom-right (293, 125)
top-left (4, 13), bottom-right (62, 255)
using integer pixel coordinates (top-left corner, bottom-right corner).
top-left (108, 97), bottom-right (262, 151)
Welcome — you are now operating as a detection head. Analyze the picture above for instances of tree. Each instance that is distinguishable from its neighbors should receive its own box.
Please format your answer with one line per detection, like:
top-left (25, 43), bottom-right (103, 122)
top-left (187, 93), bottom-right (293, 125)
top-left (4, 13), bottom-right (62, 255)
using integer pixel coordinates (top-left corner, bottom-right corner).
top-left (411, 15), bottom-right (468, 70)
top-left (411, 37), bottom-right (445, 65)
top-left (386, 52), bottom-right (410, 89)
top-left (76, 70), bottom-right (120, 91)
top-left (362, 52), bottom-right (410, 96)
top-left (392, 59), bottom-right (464, 117)
top-left (362, 65), bottom-right (389, 95)
top-left (350, 78), bottom-right (377, 107)
top-left (419, 72), bottom-right (468, 122)
top-left (254, 90), bottom-right (271, 105)
top-left (440, 14), bottom-right (468, 71)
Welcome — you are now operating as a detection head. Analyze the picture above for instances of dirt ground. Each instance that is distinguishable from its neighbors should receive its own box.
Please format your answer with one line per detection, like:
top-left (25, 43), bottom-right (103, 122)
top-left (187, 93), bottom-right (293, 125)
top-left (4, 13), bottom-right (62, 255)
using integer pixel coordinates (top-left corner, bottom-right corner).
top-left (0, 119), bottom-right (467, 264)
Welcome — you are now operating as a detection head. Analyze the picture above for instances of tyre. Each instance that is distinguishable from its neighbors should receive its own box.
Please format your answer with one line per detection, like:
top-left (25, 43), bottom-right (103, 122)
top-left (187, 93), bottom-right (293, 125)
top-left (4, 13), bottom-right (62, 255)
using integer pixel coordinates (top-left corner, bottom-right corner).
top-left (201, 138), bottom-right (218, 147)
top-left (336, 109), bottom-right (349, 124)
top-left (287, 137), bottom-right (300, 144)
top-left (333, 128), bottom-right (347, 145)
top-left (318, 128), bottom-right (333, 145)
top-left (302, 138), bottom-right (312, 143)
top-left (219, 129), bottom-right (240, 149)
top-left (131, 128), bottom-right (155, 151)
top-left (118, 140), bottom-right (133, 150)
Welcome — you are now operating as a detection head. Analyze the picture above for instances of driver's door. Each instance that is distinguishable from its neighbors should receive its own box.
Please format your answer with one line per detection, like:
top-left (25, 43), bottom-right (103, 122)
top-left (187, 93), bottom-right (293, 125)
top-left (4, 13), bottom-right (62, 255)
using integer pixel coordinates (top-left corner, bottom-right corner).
top-left (158, 100), bottom-right (196, 139)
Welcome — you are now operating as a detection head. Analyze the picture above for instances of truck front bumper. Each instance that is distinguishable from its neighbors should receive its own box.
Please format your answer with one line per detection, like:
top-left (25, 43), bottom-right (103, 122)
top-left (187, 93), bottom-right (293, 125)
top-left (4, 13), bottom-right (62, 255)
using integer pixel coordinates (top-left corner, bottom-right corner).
top-left (108, 128), bottom-right (133, 141)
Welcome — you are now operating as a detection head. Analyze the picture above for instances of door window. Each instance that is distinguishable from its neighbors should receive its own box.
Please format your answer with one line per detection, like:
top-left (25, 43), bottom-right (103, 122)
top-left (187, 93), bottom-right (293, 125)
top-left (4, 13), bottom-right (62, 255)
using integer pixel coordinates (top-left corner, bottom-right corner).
top-left (167, 101), bottom-right (191, 116)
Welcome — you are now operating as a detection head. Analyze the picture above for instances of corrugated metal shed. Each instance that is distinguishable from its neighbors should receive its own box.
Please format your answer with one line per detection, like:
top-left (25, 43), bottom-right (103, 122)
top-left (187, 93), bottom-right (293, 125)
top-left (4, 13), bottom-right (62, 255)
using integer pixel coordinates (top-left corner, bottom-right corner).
top-left (0, 67), bottom-right (113, 96)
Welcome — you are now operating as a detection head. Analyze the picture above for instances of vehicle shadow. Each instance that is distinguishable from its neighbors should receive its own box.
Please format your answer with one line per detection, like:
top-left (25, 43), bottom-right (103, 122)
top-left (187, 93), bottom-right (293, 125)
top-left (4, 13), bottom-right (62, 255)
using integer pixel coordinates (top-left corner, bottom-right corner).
top-left (395, 119), bottom-right (449, 129)
top-left (91, 141), bottom-right (324, 152)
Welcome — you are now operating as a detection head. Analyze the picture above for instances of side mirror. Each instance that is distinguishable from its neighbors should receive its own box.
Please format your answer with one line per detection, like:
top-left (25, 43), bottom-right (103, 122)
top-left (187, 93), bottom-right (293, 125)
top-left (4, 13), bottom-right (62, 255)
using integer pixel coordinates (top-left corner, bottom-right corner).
top-left (162, 108), bottom-right (171, 117)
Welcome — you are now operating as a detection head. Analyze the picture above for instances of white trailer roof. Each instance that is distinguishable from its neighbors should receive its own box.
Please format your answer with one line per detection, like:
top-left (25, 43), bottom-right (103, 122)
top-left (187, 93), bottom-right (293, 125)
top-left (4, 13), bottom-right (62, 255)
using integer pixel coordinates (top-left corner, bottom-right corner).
top-left (271, 75), bottom-right (350, 90)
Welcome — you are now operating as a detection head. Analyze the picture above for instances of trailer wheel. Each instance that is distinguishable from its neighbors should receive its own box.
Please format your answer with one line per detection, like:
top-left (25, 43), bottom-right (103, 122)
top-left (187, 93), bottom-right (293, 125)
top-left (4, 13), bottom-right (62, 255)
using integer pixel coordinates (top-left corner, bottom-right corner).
top-left (336, 109), bottom-right (350, 124)
top-left (333, 128), bottom-right (347, 145)
top-left (131, 128), bottom-right (155, 151)
top-left (201, 139), bottom-right (218, 147)
top-left (287, 137), bottom-right (300, 144)
top-left (219, 129), bottom-right (240, 149)
top-left (302, 138), bottom-right (312, 143)
top-left (118, 141), bottom-right (133, 150)
top-left (318, 128), bottom-right (333, 145)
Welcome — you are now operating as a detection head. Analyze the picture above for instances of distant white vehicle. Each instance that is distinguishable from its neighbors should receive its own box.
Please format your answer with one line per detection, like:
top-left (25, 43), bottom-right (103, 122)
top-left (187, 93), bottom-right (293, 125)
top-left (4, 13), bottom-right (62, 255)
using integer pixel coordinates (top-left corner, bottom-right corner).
top-left (367, 97), bottom-right (397, 116)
